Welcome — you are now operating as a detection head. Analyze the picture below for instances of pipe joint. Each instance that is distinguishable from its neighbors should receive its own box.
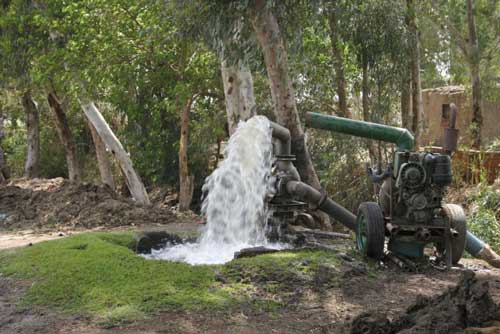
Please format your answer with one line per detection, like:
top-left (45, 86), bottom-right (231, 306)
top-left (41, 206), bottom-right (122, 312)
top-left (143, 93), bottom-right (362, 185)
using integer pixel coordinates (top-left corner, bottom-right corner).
top-left (269, 122), bottom-right (291, 156)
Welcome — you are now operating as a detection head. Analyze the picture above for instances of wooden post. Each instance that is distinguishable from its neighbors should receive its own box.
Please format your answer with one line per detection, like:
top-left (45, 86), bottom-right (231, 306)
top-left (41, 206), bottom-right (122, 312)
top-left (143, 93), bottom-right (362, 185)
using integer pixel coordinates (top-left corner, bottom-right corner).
top-left (81, 101), bottom-right (150, 205)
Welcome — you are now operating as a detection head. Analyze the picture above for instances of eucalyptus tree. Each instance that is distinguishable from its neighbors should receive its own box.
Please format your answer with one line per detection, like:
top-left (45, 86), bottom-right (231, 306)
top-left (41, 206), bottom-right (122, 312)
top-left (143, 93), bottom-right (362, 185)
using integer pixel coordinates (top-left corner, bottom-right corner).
top-left (185, 1), bottom-right (260, 134)
top-left (248, 0), bottom-right (324, 190)
top-left (51, 0), bottom-right (223, 207)
top-left (426, 0), bottom-right (500, 148)
top-left (343, 0), bottom-right (411, 160)
top-left (326, 0), bottom-right (349, 117)
top-left (407, 0), bottom-right (423, 148)
top-left (0, 0), bottom-right (45, 177)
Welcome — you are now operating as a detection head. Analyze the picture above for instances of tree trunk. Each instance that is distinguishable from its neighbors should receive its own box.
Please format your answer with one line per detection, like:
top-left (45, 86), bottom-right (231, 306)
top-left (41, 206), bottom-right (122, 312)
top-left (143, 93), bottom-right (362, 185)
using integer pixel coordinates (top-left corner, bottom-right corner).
top-left (467, 0), bottom-right (482, 148)
top-left (407, 0), bottom-right (423, 149)
top-left (22, 91), bottom-right (40, 178)
top-left (221, 60), bottom-right (257, 135)
top-left (401, 73), bottom-right (412, 130)
top-left (178, 97), bottom-right (195, 212)
top-left (328, 2), bottom-right (350, 118)
top-left (81, 101), bottom-right (150, 205)
top-left (0, 113), bottom-right (7, 181)
top-left (250, 0), bottom-right (321, 190)
top-left (86, 118), bottom-right (115, 189)
top-left (362, 61), bottom-right (370, 123)
top-left (47, 92), bottom-right (81, 182)
top-left (362, 61), bottom-right (378, 163)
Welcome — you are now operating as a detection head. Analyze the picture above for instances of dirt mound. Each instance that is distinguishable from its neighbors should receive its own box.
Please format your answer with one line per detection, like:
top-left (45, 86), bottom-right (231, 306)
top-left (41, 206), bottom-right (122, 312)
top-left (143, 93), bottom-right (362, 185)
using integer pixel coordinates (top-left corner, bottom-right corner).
top-left (0, 178), bottom-right (180, 231)
top-left (351, 271), bottom-right (500, 334)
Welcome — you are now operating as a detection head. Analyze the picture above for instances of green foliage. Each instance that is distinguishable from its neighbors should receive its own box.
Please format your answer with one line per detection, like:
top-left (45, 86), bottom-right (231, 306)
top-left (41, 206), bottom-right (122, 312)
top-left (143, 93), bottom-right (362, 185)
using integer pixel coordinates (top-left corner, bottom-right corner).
top-left (309, 131), bottom-right (373, 212)
top-left (0, 0), bottom-right (498, 200)
top-left (3, 120), bottom-right (27, 177)
top-left (421, 0), bottom-right (500, 100)
top-left (468, 184), bottom-right (500, 253)
top-left (1, 0), bottom-right (226, 188)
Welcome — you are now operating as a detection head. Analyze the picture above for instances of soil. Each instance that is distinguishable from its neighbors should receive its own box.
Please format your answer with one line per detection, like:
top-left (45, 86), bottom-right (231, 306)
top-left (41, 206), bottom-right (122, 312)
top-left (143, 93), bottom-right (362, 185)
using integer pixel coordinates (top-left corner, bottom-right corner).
top-left (2, 259), bottom-right (499, 334)
top-left (2, 178), bottom-right (500, 334)
top-left (0, 178), bottom-right (187, 232)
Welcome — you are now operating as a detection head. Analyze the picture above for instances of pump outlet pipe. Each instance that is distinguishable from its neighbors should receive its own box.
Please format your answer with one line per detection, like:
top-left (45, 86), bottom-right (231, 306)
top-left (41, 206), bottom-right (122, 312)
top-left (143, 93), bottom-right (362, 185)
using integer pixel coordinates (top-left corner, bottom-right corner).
top-left (269, 121), bottom-right (356, 231)
top-left (305, 112), bottom-right (414, 151)
top-left (304, 111), bottom-right (496, 262)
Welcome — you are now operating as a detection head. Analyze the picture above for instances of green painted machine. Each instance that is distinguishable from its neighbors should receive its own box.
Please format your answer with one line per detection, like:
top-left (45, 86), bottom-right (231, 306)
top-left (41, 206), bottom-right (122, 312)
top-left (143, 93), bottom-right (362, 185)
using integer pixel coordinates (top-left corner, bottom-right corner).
top-left (305, 108), bottom-right (467, 266)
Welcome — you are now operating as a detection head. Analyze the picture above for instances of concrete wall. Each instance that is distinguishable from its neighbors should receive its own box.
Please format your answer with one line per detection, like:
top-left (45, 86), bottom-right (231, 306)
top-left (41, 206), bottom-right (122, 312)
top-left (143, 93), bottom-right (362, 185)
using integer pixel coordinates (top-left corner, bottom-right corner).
top-left (421, 86), bottom-right (500, 147)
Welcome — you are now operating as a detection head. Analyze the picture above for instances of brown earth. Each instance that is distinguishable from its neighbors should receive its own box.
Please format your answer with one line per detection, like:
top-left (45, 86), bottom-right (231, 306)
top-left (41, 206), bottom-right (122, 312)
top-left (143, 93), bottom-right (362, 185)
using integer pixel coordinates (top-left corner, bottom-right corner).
top-left (0, 178), bottom-right (187, 232)
top-left (2, 259), bottom-right (500, 334)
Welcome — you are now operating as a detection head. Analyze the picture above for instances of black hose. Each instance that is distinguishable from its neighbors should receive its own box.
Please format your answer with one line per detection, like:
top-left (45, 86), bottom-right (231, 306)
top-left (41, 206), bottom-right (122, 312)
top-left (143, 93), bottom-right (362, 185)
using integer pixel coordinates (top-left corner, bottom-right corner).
top-left (285, 180), bottom-right (357, 231)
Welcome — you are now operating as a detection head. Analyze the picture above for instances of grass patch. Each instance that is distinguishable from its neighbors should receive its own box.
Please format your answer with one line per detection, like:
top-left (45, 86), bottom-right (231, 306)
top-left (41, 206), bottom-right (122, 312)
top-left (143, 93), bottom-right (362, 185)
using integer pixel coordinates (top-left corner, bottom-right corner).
top-left (220, 250), bottom-right (342, 304)
top-left (0, 233), bottom-right (347, 325)
top-left (97, 305), bottom-right (148, 328)
top-left (0, 233), bottom-right (233, 325)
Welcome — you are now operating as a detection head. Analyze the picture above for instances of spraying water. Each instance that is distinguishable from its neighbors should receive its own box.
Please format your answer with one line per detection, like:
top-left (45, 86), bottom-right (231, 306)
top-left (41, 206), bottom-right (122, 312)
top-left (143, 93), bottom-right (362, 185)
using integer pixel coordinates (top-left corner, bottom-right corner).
top-left (145, 116), bottom-right (285, 265)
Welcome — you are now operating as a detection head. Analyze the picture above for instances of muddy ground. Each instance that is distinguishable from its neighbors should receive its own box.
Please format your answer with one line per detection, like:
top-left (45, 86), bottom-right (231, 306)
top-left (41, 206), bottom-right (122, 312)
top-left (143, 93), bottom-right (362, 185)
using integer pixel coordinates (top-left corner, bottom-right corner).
top-left (1, 178), bottom-right (500, 334)
top-left (0, 178), bottom-right (195, 232)
top-left (2, 257), bottom-right (500, 334)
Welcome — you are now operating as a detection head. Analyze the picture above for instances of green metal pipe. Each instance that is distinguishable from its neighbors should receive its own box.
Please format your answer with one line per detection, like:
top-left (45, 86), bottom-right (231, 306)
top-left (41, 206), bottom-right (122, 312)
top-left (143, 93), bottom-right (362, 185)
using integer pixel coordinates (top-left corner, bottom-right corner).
top-left (305, 112), bottom-right (414, 151)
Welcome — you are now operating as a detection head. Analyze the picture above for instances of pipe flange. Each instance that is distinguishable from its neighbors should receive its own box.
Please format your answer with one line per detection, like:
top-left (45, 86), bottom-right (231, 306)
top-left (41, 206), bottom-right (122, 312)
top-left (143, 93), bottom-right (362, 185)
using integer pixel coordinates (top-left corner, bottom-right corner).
top-left (310, 188), bottom-right (328, 210)
top-left (275, 154), bottom-right (296, 161)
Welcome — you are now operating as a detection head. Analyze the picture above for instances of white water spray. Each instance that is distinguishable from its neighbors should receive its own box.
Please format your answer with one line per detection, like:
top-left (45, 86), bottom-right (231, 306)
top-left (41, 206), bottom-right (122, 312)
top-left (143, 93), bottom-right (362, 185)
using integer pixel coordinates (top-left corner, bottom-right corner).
top-left (145, 116), bottom-right (285, 265)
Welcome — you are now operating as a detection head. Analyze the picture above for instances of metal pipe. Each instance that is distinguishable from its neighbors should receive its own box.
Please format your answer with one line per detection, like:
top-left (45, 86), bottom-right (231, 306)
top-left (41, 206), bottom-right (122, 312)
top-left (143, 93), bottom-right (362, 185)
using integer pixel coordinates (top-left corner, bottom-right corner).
top-left (269, 121), bottom-right (291, 156)
top-left (305, 112), bottom-right (414, 151)
top-left (269, 122), bottom-right (300, 181)
top-left (285, 180), bottom-right (357, 231)
top-left (449, 103), bottom-right (458, 129)
top-left (465, 231), bottom-right (485, 256)
top-left (443, 103), bottom-right (459, 153)
top-left (386, 223), bottom-right (400, 236)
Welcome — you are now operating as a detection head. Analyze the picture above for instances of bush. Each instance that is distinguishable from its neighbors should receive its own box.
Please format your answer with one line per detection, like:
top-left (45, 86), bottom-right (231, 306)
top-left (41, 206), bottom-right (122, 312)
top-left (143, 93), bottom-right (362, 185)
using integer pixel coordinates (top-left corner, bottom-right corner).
top-left (309, 130), bottom-right (373, 212)
top-left (467, 184), bottom-right (500, 253)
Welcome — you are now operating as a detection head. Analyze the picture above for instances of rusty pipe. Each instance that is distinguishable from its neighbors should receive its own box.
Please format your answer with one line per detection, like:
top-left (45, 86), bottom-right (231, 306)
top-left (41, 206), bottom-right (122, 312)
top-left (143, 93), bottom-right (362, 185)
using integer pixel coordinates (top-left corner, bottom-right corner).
top-left (443, 103), bottom-right (459, 153)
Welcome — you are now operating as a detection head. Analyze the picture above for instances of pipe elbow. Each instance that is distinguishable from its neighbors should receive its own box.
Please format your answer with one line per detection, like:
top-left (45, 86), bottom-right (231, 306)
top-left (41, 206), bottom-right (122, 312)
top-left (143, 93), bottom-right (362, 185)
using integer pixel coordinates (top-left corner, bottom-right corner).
top-left (269, 122), bottom-right (291, 156)
top-left (396, 129), bottom-right (414, 151)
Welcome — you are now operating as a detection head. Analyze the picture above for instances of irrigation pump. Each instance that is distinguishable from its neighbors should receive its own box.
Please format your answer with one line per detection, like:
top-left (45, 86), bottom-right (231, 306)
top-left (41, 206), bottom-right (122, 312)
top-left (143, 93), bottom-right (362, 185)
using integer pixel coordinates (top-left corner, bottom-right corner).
top-left (305, 106), bottom-right (468, 267)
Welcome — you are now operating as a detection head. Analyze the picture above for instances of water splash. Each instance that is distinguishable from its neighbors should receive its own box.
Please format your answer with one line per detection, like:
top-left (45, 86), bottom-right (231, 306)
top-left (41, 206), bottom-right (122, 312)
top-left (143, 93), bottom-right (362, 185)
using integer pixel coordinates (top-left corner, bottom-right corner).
top-left (145, 116), bottom-right (285, 265)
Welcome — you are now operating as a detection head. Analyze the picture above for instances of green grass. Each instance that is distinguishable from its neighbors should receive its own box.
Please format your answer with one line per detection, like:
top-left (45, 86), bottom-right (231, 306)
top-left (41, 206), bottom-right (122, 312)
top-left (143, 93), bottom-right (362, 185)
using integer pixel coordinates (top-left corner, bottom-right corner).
top-left (0, 233), bottom-right (344, 327)
top-left (0, 233), bottom-right (232, 326)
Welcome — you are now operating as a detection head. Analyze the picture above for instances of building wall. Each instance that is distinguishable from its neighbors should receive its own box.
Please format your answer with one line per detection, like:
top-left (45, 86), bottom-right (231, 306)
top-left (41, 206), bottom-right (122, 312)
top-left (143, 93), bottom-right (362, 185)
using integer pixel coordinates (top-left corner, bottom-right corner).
top-left (421, 86), bottom-right (500, 148)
